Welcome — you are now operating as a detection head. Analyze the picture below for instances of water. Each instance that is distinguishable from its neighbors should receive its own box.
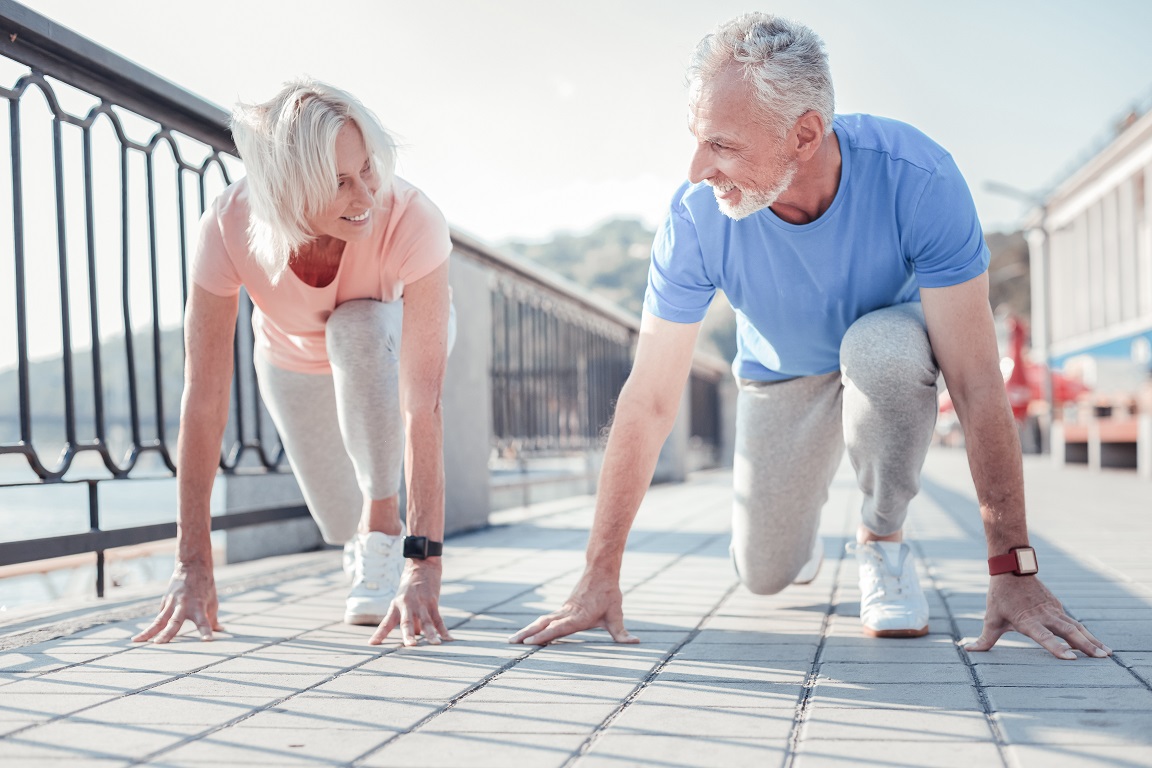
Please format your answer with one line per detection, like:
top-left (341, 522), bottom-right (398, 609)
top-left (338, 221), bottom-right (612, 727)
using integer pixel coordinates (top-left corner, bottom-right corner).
top-left (0, 454), bottom-right (225, 612)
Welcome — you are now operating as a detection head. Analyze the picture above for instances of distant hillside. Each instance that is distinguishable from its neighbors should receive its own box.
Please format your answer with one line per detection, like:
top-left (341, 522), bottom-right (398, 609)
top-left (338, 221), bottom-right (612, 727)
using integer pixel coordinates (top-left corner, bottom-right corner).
top-left (503, 219), bottom-right (739, 362)
top-left (503, 219), bottom-right (654, 317)
top-left (0, 328), bottom-right (184, 448)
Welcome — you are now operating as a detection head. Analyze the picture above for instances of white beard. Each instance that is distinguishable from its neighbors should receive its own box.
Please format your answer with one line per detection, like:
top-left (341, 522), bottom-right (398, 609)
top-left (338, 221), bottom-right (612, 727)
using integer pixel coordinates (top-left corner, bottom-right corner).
top-left (710, 162), bottom-right (798, 220)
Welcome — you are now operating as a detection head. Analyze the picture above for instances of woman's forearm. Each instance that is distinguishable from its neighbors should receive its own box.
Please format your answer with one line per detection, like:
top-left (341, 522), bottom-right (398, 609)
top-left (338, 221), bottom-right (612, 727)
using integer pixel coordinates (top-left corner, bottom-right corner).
top-left (403, 408), bottom-right (445, 541)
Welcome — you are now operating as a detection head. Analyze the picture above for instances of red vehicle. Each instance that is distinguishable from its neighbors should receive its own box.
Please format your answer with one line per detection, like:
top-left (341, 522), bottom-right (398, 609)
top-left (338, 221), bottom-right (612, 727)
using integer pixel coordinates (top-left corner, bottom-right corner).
top-left (938, 315), bottom-right (1089, 426)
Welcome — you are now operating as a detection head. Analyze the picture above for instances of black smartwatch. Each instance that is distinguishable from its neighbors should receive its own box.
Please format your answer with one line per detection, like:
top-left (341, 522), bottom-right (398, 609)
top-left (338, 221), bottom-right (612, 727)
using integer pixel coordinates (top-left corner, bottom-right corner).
top-left (402, 535), bottom-right (443, 559)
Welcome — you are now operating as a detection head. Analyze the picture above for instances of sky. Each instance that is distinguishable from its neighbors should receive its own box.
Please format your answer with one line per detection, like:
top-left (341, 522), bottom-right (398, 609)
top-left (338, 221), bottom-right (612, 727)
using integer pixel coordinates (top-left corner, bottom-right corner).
top-left (22, 0), bottom-right (1152, 243)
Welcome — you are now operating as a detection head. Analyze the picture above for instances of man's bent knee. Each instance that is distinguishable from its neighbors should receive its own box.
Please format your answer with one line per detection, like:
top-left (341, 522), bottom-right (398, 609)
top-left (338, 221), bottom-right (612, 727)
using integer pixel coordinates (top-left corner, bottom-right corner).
top-left (731, 553), bottom-right (802, 596)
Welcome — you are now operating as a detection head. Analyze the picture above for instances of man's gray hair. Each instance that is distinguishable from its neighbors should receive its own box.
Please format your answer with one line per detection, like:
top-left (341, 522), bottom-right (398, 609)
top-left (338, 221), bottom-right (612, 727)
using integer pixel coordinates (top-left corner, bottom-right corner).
top-left (688, 13), bottom-right (835, 136)
top-left (231, 79), bottom-right (396, 284)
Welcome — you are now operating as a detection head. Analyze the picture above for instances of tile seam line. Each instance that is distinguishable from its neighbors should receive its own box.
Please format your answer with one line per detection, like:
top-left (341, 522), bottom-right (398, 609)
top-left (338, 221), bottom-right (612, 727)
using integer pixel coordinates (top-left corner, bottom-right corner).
top-left (912, 538), bottom-right (1012, 768)
top-left (128, 578), bottom-right (561, 767)
top-left (350, 530), bottom-right (734, 768)
top-left (455, 512), bottom-right (731, 624)
top-left (5, 497), bottom-right (728, 759)
top-left (323, 526), bottom-right (725, 765)
top-left (782, 533), bottom-right (848, 768)
top-left (8, 513), bottom-right (717, 754)
top-left (1110, 652), bottom-right (1152, 693)
top-left (20, 558), bottom-right (573, 762)
top-left (0, 571), bottom-right (375, 742)
top-left (2, 480), bottom-right (715, 651)
top-left (557, 579), bottom-right (743, 768)
top-left (0, 552), bottom-right (340, 651)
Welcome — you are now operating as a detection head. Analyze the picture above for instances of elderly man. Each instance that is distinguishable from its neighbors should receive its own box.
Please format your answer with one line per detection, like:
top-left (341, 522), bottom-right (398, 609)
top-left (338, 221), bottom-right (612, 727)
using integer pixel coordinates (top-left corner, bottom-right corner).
top-left (510, 13), bottom-right (1110, 660)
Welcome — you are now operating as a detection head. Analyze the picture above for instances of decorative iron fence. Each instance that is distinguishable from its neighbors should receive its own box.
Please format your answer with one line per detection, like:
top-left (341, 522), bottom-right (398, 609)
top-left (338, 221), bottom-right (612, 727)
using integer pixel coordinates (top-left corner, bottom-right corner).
top-left (0, 1), bottom-right (731, 600)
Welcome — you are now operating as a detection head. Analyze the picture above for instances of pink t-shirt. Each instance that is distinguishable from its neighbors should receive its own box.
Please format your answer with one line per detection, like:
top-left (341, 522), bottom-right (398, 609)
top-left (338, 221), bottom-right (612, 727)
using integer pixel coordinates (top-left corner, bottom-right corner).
top-left (192, 177), bottom-right (452, 374)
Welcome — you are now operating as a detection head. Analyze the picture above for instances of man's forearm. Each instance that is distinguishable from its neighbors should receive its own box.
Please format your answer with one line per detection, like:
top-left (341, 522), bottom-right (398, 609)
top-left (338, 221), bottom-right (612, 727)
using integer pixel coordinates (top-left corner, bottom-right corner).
top-left (586, 390), bottom-right (680, 576)
top-left (957, 387), bottom-right (1029, 556)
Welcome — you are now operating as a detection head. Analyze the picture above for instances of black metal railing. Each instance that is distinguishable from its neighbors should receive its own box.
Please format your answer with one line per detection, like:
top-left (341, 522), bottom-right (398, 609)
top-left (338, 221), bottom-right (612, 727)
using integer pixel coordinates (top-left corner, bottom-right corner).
top-left (0, 1), bottom-right (731, 600)
top-left (0, 2), bottom-right (303, 594)
top-left (452, 231), bottom-right (728, 464)
top-left (489, 286), bottom-right (633, 453)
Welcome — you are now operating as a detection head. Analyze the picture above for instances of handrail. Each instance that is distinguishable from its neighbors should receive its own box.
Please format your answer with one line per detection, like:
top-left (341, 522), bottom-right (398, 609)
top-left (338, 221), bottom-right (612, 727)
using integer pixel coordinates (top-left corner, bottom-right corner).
top-left (0, 0), bottom-right (233, 151)
top-left (0, 1), bottom-right (730, 601)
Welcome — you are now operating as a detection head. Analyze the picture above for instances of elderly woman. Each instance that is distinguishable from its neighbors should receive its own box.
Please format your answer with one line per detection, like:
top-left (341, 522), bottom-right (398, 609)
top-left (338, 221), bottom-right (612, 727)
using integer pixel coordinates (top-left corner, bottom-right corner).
top-left (134, 79), bottom-right (454, 646)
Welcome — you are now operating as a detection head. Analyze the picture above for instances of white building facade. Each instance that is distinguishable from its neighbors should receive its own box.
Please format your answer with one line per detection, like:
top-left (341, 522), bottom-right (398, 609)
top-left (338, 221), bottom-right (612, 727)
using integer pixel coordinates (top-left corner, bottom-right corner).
top-left (1030, 107), bottom-right (1152, 390)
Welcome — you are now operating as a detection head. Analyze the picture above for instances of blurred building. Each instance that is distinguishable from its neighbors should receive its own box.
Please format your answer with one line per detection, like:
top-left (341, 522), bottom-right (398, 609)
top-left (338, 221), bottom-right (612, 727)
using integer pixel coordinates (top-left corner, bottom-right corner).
top-left (1029, 103), bottom-right (1152, 397)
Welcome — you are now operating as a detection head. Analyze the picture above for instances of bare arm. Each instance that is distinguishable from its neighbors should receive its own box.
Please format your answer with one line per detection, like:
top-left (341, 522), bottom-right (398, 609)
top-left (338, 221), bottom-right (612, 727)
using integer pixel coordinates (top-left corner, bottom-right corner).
top-left (133, 285), bottom-right (237, 643)
top-left (922, 273), bottom-right (1109, 659)
top-left (509, 310), bottom-right (702, 645)
top-left (371, 261), bottom-right (452, 646)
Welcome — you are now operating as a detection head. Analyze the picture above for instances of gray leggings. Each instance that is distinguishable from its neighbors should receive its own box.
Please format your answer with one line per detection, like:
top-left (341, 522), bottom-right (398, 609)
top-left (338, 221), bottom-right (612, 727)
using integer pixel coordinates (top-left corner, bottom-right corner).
top-left (254, 299), bottom-right (455, 545)
top-left (732, 302), bottom-right (939, 594)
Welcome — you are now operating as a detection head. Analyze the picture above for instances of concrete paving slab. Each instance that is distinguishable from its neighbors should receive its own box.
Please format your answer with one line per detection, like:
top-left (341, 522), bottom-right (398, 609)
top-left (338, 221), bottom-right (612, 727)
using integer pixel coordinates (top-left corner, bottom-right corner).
top-left (1007, 744), bottom-right (1152, 768)
top-left (984, 685), bottom-right (1152, 712)
top-left (809, 680), bottom-right (983, 710)
top-left (800, 705), bottom-right (992, 742)
top-left (156, 725), bottom-right (393, 765)
top-left (420, 701), bottom-right (618, 733)
top-left (78, 693), bottom-right (277, 725)
top-left (0, 692), bottom-right (120, 719)
top-left (994, 710), bottom-right (1152, 746)
top-left (0, 721), bottom-right (205, 760)
top-left (79, 651), bottom-right (233, 673)
top-left (309, 672), bottom-right (477, 701)
top-left (265, 695), bottom-right (440, 729)
top-left (463, 676), bottom-right (639, 704)
top-left (610, 702), bottom-right (794, 738)
top-left (792, 739), bottom-right (1003, 767)
top-left (816, 661), bottom-right (973, 685)
top-left (360, 732), bottom-right (589, 768)
top-left (975, 661), bottom-right (1143, 687)
top-left (636, 679), bottom-right (803, 708)
top-left (820, 643), bottom-right (962, 664)
top-left (578, 733), bottom-right (786, 768)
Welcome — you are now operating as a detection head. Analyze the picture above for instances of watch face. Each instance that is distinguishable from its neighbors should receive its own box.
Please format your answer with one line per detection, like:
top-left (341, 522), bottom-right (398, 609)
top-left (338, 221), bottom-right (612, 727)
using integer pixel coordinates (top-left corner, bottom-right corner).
top-left (1016, 548), bottom-right (1038, 574)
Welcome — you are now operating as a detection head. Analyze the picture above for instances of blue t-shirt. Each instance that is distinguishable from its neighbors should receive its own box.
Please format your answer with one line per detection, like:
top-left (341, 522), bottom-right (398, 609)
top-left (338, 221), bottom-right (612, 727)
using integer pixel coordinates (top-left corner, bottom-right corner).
top-left (644, 113), bottom-right (990, 382)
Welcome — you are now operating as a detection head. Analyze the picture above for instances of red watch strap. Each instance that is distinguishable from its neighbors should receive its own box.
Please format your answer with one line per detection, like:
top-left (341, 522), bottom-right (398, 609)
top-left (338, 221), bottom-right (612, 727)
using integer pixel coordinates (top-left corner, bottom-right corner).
top-left (987, 551), bottom-right (1020, 575)
top-left (988, 546), bottom-right (1038, 576)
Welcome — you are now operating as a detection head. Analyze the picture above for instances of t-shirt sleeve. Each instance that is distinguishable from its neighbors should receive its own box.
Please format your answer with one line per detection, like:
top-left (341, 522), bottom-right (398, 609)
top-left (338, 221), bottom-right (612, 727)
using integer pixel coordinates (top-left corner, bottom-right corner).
top-left (905, 153), bottom-right (990, 288)
top-left (190, 197), bottom-right (244, 297)
top-left (643, 203), bottom-right (716, 323)
top-left (394, 192), bottom-right (453, 285)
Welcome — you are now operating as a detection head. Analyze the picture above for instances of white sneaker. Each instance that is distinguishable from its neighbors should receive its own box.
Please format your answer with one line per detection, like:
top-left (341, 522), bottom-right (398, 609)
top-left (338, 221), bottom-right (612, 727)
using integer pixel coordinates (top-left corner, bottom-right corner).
top-left (342, 540), bottom-right (356, 583)
top-left (850, 541), bottom-right (929, 638)
top-left (792, 536), bottom-right (823, 585)
top-left (344, 529), bottom-right (405, 626)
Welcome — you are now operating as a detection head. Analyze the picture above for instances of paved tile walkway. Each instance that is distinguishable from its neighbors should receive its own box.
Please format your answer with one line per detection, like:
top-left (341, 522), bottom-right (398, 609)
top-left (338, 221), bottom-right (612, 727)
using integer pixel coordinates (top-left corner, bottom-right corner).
top-left (1, 447), bottom-right (1150, 767)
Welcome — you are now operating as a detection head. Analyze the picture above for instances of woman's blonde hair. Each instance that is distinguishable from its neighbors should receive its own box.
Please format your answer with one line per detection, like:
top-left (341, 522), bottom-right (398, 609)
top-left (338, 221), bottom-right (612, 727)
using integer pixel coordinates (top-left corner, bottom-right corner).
top-left (230, 78), bottom-right (397, 283)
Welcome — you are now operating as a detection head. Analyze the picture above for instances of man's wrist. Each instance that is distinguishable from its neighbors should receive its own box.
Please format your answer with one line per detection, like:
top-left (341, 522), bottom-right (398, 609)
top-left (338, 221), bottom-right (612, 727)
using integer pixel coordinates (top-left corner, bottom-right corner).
top-left (988, 546), bottom-right (1038, 576)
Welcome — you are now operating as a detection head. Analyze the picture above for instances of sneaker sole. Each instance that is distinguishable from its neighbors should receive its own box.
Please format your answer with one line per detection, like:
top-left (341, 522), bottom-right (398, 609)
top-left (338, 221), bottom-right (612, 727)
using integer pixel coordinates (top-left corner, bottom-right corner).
top-left (344, 613), bottom-right (387, 626)
top-left (862, 625), bottom-right (929, 638)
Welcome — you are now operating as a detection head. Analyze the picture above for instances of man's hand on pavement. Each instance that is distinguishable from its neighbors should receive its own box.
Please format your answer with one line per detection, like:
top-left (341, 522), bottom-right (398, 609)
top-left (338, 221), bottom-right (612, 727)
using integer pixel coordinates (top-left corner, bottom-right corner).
top-left (132, 561), bottom-right (223, 643)
top-left (508, 572), bottom-right (639, 645)
top-left (965, 575), bottom-right (1111, 660)
top-left (370, 560), bottom-right (453, 647)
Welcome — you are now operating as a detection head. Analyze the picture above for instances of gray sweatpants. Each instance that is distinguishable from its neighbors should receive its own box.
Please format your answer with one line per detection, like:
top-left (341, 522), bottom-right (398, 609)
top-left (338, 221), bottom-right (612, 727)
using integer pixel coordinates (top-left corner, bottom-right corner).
top-left (731, 302), bottom-right (939, 594)
top-left (254, 299), bottom-right (456, 545)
